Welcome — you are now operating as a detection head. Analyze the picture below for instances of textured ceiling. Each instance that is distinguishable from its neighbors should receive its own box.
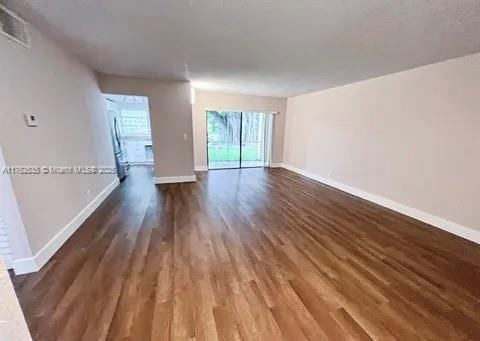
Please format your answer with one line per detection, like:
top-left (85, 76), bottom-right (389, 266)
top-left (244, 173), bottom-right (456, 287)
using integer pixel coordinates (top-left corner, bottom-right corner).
top-left (8, 0), bottom-right (480, 97)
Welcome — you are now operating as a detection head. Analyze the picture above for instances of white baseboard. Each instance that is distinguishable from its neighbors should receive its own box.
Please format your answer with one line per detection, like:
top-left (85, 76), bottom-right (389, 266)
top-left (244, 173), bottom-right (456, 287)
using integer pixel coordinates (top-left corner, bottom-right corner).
top-left (11, 256), bottom-right (36, 275)
top-left (281, 163), bottom-right (480, 245)
top-left (154, 175), bottom-right (197, 184)
top-left (270, 163), bottom-right (284, 168)
top-left (13, 177), bottom-right (120, 275)
top-left (194, 165), bottom-right (208, 172)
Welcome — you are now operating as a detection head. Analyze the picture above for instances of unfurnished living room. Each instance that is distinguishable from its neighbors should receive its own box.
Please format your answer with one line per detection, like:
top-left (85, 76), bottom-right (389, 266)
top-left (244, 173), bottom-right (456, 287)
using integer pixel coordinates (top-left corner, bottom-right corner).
top-left (0, 0), bottom-right (479, 340)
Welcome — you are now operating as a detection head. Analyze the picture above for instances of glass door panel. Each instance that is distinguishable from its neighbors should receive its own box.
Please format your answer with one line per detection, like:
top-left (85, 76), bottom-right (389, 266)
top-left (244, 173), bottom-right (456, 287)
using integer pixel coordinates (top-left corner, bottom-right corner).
top-left (207, 110), bottom-right (241, 169)
top-left (241, 112), bottom-right (267, 168)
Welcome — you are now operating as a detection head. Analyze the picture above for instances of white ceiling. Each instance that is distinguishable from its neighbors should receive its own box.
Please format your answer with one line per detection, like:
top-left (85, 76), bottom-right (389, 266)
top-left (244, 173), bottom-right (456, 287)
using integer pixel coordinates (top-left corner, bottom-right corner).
top-left (9, 0), bottom-right (480, 98)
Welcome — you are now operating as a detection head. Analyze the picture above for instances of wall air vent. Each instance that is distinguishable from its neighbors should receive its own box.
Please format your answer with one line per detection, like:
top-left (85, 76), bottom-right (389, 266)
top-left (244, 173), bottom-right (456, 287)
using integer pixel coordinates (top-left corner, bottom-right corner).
top-left (0, 4), bottom-right (30, 48)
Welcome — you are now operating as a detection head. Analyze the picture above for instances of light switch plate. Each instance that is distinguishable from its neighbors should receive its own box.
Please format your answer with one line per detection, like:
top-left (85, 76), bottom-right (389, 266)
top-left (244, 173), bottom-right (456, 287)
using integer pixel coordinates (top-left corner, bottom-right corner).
top-left (24, 113), bottom-right (39, 127)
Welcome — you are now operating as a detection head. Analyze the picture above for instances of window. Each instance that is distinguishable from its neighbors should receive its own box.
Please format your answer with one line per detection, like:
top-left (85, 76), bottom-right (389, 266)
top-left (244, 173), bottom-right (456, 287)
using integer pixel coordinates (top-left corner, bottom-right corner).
top-left (119, 110), bottom-right (151, 137)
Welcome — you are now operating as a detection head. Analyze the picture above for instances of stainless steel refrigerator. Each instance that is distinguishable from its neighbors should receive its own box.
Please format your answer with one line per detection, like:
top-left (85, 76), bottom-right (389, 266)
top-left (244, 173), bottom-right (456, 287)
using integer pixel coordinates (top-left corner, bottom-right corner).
top-left (106, 99), bottom-right (129, 180)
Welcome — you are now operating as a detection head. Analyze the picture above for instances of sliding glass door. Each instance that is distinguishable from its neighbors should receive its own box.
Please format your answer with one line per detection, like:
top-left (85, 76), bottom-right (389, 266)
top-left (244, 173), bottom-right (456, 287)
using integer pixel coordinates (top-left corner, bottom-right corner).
top-left (207, 110), bottom-right (271, 170)
top-left (241, 112), bottom-right (267, 168)
top-left (207, 111), bottom-right (241, 169)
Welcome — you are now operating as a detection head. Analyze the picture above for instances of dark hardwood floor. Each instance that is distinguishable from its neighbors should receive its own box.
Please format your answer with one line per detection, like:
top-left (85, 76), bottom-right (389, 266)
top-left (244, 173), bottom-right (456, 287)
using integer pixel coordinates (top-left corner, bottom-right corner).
top-left (11, 166), bottom-right (480, 340)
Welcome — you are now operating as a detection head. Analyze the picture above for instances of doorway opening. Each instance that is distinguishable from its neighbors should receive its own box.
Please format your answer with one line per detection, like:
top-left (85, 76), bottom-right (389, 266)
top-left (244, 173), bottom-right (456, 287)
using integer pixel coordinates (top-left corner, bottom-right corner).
top-left (206, 110), bottom-right (273, 170)
top-left (104, 94), bottom-right (153, 180)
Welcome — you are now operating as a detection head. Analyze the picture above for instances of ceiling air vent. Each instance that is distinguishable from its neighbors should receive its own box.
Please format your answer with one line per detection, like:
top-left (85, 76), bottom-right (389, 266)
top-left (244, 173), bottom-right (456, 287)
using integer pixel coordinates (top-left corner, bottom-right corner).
top-left (0, 4), bottom-right (30, 48)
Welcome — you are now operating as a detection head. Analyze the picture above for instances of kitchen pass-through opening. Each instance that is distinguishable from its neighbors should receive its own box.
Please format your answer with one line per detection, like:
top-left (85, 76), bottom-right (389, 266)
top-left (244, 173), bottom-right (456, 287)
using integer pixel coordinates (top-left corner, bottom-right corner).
top-left (105, 94), bottom-right (153, 180)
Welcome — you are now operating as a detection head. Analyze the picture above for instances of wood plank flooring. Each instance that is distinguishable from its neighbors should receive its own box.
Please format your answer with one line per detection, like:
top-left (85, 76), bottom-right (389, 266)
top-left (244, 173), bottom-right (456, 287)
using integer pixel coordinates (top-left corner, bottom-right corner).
top-left (11, 166), bottom-right (480, 340)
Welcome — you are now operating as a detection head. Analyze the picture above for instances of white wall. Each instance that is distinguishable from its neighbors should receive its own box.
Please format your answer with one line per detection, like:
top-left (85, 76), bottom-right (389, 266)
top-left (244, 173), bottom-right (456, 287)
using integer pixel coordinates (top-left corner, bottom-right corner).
top-left (283, 53), bottom-right (480, 237)
top-left (0, 23), bottom-right (117, 268)
top-left (192, 90), bottom-right (287, 169)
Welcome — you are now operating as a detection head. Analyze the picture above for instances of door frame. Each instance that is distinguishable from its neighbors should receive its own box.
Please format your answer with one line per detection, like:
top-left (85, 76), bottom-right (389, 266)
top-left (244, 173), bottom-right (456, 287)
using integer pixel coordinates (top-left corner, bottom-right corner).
top-left (0, 146), bottom-right (34, 272)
